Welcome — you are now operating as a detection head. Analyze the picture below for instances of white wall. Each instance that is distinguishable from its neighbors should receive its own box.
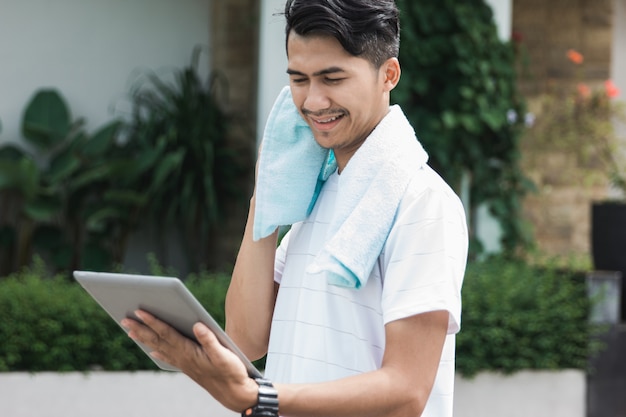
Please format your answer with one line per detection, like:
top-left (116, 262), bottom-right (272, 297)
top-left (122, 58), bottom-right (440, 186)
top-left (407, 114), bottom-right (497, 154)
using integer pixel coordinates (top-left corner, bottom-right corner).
top-left (0, 0), bottom-right (211, 143)
top-left (485, 0), bottom-right (513, 41)
top-left (257, 0), bottom-right (289, 144)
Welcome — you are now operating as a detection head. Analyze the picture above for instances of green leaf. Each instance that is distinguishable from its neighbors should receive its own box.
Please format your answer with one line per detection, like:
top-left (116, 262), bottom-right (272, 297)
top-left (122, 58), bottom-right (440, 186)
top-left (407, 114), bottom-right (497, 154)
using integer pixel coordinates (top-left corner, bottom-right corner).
top-left (180, 174), bottom-right (196, 223)
top-left (459, 86), bottom-right (475, 99)
top-left (0, 160), bottom-right (21, 190)
top-left (86, 207), bottom-right (124, 232)
top-left (48, 147), bottom-right (81, 184)
top-left (107, 139), bottom-right (166, 185)
top-left (103, 189), bottom-right (148, 206)
top-left (441, 111), bottom-right (457, 128)
top-left (22, 89), bottom-right (71, 150)
top-left (18, 158), bottom-right (40, 199)
top-left (69, 165), bottom-right (111, 191)
top-left (0, 144), bottom-right (28, 161)
top-left (150, 149), bottom-right (185, 192)
top-left (0, 158), bottom-right (40, 199)
top-left (23, 197), bottom-right (62, 222)
top-left (482, 110), bottom-right (504, 131)
top-left (81, 121), bottom-right (122, 157)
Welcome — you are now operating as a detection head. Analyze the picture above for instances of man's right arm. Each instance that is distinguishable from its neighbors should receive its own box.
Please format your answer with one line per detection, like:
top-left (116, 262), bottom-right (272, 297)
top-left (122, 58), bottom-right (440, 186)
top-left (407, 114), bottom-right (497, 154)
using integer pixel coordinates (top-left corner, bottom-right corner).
top-left (225, 196), bottom-right (279, 361)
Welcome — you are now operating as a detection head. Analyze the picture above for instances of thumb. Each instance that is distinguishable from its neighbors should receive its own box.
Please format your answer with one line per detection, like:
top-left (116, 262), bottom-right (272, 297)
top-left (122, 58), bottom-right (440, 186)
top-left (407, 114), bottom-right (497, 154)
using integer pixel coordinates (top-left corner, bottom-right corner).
top-left (193, 322), bottom-right (220, 351)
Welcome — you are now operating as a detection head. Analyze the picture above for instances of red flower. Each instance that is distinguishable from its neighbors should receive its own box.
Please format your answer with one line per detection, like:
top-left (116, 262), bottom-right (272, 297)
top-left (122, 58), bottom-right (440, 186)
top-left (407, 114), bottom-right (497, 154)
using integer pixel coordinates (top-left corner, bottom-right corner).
top-left (604, 79), bottom-right (620, 99)
top-left (577, 83), bottom-right (591, 99)
top-left (567, 49), bottom-right (584, 65)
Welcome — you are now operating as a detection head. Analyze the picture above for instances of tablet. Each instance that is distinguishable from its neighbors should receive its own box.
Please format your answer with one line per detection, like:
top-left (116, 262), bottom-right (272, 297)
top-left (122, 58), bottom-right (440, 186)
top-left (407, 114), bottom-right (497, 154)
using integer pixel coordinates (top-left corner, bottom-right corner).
top-left (73, 270), bottom-right (262, 378)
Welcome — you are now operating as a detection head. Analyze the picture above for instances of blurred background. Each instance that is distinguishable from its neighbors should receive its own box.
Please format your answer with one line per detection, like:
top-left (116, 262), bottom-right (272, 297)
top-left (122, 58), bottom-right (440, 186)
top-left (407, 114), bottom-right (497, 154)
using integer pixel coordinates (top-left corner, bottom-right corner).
top-left (0, 1), bottom-right (625, 416)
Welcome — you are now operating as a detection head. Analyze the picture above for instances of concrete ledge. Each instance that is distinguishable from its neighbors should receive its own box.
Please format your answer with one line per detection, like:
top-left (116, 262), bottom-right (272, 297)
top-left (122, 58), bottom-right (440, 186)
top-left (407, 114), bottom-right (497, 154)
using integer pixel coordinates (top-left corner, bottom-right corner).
top-left (0, 371), bottom-right (237, 417)
top-left (454, 369), bottom-right (586, 417)
top-left (0, 369), bottom-right (586, 417)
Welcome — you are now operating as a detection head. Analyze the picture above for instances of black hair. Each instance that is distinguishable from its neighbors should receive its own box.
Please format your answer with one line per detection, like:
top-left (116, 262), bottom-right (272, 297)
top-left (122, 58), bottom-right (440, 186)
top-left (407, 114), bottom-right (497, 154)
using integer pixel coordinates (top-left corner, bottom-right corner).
top-left (283, 0), bottom-right (400, 68)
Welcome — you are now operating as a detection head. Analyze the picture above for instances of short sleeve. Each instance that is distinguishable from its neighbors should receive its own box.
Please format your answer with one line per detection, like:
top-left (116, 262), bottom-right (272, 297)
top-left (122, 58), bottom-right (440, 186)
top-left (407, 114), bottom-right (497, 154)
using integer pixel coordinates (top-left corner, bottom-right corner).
top-left (381, 183), bottom-right (468, 334)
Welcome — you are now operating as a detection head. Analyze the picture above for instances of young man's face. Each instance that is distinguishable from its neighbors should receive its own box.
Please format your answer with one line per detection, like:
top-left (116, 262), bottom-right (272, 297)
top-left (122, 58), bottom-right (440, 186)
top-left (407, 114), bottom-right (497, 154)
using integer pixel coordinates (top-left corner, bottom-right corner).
top-left (286, 31), bottom-right (398, 170)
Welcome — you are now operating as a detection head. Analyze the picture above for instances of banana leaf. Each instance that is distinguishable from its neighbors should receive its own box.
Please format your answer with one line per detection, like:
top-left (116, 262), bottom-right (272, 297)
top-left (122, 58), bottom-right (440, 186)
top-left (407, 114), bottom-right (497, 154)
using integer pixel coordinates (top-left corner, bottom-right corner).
top-left (22, 89), bottom-right (72, 150)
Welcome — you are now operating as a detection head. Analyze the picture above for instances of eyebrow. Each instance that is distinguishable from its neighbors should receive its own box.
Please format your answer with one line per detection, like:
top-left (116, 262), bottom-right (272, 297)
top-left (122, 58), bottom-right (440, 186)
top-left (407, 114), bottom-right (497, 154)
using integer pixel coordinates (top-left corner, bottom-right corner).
top-left (286, 66), bottom-right (346, 77)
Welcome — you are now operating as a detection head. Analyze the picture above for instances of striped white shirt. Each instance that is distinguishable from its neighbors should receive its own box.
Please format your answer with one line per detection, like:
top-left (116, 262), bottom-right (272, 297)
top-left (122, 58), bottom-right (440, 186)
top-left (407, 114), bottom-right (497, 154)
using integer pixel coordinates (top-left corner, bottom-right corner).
top-left (265, 164), bottom-right (468, 417)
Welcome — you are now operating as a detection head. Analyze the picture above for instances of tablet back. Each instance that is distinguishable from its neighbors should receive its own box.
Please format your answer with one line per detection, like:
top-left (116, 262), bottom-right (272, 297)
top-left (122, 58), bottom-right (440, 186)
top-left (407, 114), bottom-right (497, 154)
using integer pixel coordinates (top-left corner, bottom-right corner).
top-left (73, 270), bottom-right (261, 377)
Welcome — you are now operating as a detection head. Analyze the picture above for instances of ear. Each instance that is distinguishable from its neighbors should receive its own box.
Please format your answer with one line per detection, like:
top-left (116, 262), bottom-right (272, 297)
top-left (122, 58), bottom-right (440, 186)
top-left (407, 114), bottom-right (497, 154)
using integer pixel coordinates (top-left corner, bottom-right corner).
top-left (381, 57), bottom-right (401, 92)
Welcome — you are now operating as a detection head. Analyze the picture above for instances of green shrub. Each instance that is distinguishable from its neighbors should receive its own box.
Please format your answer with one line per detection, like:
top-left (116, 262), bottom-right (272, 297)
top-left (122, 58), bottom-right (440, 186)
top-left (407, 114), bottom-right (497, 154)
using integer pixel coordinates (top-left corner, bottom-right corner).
top-left (456, 256), bottom-right (597, 377)
top-left (0, 257), bottom-right (598, 374)
top-left (0, 259), bottom-right (230, 372)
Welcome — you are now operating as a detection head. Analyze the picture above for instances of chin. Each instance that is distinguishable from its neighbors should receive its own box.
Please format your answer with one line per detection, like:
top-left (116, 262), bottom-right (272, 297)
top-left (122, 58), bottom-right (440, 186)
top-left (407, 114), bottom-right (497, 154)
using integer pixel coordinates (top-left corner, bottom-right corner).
top-left (311, 134), bottom-right (335, 150)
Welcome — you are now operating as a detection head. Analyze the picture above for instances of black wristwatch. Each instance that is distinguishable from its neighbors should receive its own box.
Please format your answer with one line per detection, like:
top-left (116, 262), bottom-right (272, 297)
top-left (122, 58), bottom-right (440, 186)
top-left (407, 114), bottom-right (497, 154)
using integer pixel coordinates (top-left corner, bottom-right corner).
top-left (242, 377), bottom-right (279, 417)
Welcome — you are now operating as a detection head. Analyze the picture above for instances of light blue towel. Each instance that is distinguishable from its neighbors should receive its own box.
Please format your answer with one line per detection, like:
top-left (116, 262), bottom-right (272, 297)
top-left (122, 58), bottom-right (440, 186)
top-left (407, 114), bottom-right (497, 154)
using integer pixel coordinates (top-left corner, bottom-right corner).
top-left (254, 86), bottom-right (429, 289)
top-left (253, 86), bottom-right (336, 240)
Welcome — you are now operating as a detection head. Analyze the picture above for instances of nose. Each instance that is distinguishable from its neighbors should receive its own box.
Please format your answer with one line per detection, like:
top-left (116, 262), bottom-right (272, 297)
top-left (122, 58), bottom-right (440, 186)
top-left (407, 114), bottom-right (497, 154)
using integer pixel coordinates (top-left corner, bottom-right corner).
top-left (302, 82), bottom-right (331, 113)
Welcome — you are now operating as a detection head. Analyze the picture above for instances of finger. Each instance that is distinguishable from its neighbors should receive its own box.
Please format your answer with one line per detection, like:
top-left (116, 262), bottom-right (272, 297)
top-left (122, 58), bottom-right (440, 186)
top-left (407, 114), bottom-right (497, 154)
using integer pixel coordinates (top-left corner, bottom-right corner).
top-left (124, 310), bottom-right (187, 358)
top-left (121, 317), bottom-right (162, 348)
top-left (134, 309), bottom-right (159, 327)
top-left (121, 316), bottom-right (156, 343)
top-left (134, 310), bottom-right (183, 346)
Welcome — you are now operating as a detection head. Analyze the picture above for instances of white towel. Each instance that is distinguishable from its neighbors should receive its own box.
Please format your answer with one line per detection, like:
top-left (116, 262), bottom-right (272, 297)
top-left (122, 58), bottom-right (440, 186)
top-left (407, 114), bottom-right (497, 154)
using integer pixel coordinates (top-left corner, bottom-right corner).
top-left (254, 86), bottom-right (428, 289)
top-left (306, 105), bottom-right (428, 288)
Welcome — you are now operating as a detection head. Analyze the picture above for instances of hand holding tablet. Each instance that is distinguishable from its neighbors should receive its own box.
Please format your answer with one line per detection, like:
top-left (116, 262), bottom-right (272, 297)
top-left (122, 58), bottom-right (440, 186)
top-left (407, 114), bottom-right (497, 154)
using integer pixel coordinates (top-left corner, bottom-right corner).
top-left (73, 270), bottom-right (262, 378)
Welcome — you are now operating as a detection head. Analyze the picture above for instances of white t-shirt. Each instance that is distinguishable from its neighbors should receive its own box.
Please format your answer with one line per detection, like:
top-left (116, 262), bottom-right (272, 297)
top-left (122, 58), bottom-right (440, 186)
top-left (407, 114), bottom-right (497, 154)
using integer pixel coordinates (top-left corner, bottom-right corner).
top-left (265, 164), bottom-right (468, 417)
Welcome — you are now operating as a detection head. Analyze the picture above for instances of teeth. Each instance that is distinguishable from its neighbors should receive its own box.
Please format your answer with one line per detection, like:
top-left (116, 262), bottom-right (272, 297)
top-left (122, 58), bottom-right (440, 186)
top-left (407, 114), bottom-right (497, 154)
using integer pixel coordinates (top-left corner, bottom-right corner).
top-left (319, 115), bottom-right (339, 123)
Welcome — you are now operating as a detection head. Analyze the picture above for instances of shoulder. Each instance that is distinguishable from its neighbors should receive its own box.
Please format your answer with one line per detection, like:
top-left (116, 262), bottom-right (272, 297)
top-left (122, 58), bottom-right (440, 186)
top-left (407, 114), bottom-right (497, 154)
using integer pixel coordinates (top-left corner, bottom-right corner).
top-left (384, 163), bottom-right (469, 268)
top-left (395, 164), bottom-right (466, 226)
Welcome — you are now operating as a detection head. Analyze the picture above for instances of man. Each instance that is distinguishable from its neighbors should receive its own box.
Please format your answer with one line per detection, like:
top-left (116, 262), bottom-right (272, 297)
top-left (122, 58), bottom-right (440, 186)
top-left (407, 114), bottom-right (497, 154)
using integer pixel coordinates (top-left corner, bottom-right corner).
top-left (122, 1), bottom-right (468, 416)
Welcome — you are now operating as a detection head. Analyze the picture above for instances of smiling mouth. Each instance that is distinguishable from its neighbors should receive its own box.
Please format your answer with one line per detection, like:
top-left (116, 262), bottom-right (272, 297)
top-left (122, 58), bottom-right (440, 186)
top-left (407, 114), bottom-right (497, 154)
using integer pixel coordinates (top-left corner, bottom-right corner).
top-left (311, 113), bottom-right (345, 124)
top-left (319, 115), bottom-right (341, 123)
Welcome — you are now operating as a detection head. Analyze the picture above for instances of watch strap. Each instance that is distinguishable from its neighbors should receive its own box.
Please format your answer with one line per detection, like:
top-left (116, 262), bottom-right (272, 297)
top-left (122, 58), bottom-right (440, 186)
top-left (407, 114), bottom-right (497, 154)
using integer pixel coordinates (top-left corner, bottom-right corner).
top-left (242, 377), bottom-right (279, 417)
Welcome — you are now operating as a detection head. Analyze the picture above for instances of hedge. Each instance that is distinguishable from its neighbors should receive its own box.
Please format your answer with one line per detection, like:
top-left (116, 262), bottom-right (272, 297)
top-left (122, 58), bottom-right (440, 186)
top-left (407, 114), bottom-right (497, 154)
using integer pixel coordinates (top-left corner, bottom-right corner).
top-left (457, 256), bottom-right (598, 377)
top-left (0, 258), bottom-right (230, 372)
top-left (0, 256), bottom-right (598, 374)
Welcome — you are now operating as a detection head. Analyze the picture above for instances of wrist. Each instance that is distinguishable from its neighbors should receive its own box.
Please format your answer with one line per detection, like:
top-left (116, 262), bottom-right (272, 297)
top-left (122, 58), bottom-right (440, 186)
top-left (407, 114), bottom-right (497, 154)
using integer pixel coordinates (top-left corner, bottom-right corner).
top-left (242, 377), bottom-right (279, 417)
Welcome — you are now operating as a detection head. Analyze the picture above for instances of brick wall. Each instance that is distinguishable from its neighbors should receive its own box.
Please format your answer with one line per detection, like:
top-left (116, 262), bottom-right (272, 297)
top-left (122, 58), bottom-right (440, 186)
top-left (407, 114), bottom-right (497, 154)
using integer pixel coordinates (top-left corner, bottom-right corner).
top-left (514, 0), bottom-right (613, 95)
top-left (513, 0), bottom-right (614, 257)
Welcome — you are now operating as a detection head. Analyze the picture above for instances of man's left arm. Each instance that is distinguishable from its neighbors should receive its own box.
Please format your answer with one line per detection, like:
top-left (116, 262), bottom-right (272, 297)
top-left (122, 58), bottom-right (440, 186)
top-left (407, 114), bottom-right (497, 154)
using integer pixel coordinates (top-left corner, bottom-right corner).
top-left (122, 308), bottom-right (449, 417)
top-left (274, 309), bottom-right (449, 417)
